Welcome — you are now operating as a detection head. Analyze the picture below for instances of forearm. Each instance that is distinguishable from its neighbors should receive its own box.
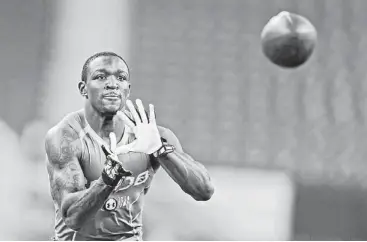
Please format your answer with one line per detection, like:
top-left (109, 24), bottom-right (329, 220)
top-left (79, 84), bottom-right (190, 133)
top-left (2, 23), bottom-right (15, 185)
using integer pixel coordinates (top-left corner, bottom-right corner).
top-left (157, 151), bottom-right (214, 201)
top-left (62, 177), bottom-right (114, 230)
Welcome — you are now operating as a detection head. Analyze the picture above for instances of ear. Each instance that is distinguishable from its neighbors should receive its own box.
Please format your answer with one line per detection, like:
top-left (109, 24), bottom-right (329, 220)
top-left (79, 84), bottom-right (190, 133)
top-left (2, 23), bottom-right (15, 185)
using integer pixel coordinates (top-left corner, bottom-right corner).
top-left (125, 83), bottom-right (131, 99)
top-left (127, 87), bottom-right (131, 98)
top-left (78, 81), bottom-right (88, 98)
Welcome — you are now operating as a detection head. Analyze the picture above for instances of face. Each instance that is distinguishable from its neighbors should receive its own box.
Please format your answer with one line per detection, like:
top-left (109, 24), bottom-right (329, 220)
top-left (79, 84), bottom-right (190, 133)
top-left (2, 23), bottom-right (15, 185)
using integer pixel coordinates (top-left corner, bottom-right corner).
top-left (79, 56), bottom-right (131, 115)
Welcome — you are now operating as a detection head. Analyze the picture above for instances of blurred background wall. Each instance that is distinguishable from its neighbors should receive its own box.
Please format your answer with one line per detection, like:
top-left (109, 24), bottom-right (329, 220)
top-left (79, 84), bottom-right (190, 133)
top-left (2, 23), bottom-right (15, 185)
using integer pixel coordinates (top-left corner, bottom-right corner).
top-left (1, 0), bottom-right (367, 240)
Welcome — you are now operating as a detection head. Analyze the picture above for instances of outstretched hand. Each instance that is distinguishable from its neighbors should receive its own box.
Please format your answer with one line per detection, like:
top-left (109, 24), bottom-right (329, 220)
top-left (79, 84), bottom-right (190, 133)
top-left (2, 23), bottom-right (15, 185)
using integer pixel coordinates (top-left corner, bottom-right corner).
top-left (116, 99), bottom-right (162, 155)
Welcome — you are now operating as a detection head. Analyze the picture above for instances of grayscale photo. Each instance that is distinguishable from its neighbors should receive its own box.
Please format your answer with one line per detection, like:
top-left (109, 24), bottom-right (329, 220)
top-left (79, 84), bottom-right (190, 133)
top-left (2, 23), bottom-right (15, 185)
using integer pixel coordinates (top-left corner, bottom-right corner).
top-left (0, 0), bottom-right (365, 241)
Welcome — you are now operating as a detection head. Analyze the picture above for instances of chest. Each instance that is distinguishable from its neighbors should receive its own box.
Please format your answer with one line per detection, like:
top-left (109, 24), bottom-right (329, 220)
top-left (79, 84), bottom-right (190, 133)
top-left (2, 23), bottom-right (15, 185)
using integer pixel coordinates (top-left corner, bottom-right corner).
top-left (79, 136), bottom-right (155, 190)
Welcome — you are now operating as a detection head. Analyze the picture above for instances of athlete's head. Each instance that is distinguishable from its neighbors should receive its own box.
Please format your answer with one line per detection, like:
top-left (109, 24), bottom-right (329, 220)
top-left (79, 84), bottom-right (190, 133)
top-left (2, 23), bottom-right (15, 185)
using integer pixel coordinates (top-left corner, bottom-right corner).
top-left (78, 51), bottom-right (131, 115)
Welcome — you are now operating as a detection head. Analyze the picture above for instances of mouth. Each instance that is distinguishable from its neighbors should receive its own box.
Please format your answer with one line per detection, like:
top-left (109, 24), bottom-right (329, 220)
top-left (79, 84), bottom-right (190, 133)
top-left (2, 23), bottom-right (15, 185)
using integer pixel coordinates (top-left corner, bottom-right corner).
top-left (103, 93), bottom-right (121, 100)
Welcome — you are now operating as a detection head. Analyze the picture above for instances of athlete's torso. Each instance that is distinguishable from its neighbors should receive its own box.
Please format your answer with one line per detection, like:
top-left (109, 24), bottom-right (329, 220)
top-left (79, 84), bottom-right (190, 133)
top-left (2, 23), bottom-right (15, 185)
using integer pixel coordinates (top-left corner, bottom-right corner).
top-left (53, 110), bottom-right (159, 241)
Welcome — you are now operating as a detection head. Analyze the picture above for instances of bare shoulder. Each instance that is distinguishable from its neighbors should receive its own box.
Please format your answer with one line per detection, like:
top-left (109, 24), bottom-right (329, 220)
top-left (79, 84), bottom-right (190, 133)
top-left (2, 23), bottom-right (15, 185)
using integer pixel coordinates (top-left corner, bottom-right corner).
top-left (45, 121), bottom-right (82, 167)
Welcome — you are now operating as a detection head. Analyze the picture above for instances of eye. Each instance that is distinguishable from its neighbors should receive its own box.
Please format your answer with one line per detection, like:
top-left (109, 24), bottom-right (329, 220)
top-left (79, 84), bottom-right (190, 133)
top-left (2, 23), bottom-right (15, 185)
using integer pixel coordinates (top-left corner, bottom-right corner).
top-left (118, 75), bottom-right (127, 81)
top-left (96, 75), bottom-right (106, 80)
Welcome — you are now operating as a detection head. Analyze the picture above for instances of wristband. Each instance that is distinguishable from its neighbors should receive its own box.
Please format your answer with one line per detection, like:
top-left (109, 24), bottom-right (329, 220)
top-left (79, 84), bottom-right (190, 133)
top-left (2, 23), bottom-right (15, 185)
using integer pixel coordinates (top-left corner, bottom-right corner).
top-left (153, 144), bottom-right (175, 158)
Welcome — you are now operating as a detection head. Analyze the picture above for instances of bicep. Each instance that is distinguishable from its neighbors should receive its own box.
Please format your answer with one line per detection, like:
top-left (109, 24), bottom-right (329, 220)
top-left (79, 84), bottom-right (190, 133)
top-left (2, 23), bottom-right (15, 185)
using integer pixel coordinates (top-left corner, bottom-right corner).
top-left (45, 128), bottom-right (86, 208)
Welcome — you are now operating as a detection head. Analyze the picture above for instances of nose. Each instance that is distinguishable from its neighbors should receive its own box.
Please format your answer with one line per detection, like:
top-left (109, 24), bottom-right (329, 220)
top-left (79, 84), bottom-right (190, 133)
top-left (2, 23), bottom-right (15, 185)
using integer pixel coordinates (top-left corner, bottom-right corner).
top-left (105, 76), bottom-right (119, 89)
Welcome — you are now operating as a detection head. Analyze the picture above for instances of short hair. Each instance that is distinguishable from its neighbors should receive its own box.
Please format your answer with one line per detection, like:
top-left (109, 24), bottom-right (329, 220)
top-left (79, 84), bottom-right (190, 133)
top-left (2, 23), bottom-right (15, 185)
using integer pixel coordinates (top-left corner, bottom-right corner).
top-left (81, 51), bottom-right (129, 83)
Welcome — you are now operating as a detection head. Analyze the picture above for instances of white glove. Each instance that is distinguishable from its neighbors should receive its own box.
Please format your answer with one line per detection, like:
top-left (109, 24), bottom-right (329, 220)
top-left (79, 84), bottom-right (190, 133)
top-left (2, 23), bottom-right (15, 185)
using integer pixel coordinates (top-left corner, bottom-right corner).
top-left (116, 99), bottom-right (162, 155)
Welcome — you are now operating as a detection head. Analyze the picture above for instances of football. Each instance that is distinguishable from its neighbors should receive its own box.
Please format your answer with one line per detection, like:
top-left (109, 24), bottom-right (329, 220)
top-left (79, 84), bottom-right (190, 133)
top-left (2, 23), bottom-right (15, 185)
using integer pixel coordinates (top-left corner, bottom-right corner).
top-left (261, 11), bottom-right (317, 68)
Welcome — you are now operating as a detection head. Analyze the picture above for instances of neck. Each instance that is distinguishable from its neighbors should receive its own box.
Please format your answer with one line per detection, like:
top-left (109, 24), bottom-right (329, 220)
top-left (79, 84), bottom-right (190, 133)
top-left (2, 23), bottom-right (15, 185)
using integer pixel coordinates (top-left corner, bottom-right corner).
top-left (84, 103), bottom-right (124, 140)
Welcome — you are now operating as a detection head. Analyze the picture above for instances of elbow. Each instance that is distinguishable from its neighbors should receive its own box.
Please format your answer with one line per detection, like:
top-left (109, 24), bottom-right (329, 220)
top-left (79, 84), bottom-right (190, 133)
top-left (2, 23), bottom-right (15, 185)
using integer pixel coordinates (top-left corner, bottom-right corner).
top-left (62, 206), bottom-right (84, 231)
top-left (194, 182), bottom-right (215, 201)
top-left (64, 215), bottom-right (83, 231)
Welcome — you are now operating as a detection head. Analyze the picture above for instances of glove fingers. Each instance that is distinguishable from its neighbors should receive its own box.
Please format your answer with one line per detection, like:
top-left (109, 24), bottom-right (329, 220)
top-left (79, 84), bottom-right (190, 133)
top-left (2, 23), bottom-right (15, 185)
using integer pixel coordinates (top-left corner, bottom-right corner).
top-left (136, 99), bottom-right (148, 124)
top-left (116, 141), bottom-right (137, 154)
top-left (102, 145), bottom-right (111, 157)
top-left (106, 154), bottom-right (133, 176)
top-left (148, 104), bottom-right (156, 124)
top-left (117, 111), bottom-right (136, 129)
top-left (109, 132), bottom-right (117, 153)
top-left (107, 154), bottom-right (118, 162)
top-left (119, 166), bottom-right (133, 176)
top-left (126, 100), bottom-right (142, 124)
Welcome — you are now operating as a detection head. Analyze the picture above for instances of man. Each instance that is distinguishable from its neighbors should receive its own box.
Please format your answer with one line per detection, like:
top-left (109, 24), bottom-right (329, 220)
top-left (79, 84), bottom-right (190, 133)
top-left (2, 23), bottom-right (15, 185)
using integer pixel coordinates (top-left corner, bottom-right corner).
top-left (45, 51), bottom-right (214, 241)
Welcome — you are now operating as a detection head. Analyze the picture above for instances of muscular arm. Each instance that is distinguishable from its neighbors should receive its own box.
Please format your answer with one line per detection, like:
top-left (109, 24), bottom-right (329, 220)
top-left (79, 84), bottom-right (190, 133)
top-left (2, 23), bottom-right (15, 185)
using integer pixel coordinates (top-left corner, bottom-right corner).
top-left (45, 126), bottom-right (114, 231)
top-left (155, 127), bottom-right (214, 201)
